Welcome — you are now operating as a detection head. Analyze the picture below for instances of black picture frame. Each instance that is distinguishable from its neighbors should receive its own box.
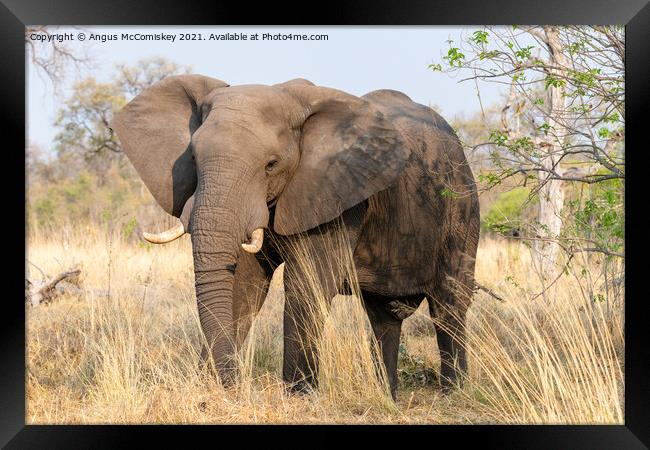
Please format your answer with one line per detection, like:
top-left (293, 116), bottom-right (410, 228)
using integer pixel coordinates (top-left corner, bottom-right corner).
top-left (6, 0), bottom-right (648, 447)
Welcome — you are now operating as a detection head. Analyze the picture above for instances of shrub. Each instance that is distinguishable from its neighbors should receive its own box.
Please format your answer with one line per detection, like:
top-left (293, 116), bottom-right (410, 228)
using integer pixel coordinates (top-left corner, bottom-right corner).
top-left (481, 187), bottom-right (537, 235)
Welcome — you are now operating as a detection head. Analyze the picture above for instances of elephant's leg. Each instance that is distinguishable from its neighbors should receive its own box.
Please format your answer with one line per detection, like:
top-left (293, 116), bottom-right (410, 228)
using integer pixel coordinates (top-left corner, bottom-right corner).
top-left (282, 203), bottom-right (367, 393)
top-left (232, 252), bottom-right (275, 348)
top-left (361, 291), bottom-right (404, 400)
top-left (281, 237), bottom-right (346, 392)
top-left (282, 272), bottom-right (326, 391)
top-left (427, 284), bottom-right (471, 393)
top-left (200, 252), bottom-right (274, 367)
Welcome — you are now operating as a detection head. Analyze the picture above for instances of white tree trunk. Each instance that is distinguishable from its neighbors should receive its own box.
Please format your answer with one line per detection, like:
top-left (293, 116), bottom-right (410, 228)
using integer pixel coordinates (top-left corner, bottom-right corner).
top-left (533, 26), bottom-right (568, 281)
top-left (534, 162), bottom-right (565, 279)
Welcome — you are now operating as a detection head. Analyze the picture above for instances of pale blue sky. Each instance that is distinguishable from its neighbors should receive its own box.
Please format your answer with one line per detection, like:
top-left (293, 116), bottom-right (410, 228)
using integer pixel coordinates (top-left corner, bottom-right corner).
top-left (27, 26), bottom-right (505, 154)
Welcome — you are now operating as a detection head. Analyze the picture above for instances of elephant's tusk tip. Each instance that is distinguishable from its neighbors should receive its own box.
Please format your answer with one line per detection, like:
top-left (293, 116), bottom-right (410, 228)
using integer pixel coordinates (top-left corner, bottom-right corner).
top-left (142, 223), bottom-right (185, 244)
top-left (241, 228), bottom-right (264, 254)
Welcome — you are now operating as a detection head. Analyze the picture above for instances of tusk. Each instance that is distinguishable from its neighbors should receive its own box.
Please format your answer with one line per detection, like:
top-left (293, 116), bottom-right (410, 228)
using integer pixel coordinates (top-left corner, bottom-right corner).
top-left (142, 223), bottom-right (185, 244)
top-left (241, 228), bottom-right (264, 254)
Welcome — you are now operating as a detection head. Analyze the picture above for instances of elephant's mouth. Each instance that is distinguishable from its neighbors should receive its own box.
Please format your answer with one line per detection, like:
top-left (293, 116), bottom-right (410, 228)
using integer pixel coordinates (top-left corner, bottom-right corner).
top-left (266, 198), bottom-right (278, 208)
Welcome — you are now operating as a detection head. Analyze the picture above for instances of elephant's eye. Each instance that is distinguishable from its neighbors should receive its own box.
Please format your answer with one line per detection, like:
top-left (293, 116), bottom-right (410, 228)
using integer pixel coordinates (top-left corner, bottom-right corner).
top-left (265, 159), bottom-right (279, 172)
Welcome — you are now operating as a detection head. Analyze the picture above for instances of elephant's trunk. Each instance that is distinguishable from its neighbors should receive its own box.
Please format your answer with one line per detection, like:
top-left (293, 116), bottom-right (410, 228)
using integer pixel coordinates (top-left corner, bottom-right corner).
top-left (190, 159), bottom-right (267, 386)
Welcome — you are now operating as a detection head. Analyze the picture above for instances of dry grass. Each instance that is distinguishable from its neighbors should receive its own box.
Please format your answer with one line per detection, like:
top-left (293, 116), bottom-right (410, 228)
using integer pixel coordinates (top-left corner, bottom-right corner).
top-left (25, 224), bottom-right (624, 424)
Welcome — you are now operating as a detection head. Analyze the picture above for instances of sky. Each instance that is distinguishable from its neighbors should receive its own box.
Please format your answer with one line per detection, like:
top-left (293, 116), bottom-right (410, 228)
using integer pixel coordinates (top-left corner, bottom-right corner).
top-left (27, 26), bottom-right (505, 154)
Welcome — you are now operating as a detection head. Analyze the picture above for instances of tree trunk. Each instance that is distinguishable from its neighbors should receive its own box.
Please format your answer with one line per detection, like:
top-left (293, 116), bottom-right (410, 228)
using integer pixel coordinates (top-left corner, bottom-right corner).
top-left (533, 26), bottom-right (569, 282)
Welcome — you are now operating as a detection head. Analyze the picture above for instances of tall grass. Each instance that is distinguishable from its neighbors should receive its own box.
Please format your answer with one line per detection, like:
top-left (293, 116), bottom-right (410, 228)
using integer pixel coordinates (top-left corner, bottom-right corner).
top-left (26, 224), bottom-right (624, 424)
top-left (268, 224), bottom-right (397, 414)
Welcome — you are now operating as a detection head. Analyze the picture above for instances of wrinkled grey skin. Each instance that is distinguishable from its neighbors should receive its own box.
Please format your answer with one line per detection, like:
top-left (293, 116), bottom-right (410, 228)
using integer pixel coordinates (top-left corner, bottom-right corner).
top-left (111, 75), bottom-right (480, 399)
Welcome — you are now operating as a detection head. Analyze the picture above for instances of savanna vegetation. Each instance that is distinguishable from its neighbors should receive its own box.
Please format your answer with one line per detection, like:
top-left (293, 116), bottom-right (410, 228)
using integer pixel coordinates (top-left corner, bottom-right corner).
top-left (26, 26), bottom-right (624, 424)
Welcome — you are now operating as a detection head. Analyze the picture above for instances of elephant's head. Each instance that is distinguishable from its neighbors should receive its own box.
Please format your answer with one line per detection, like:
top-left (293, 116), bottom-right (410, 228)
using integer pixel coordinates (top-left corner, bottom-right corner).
top-left (111, 75), bottom-right (410, 383)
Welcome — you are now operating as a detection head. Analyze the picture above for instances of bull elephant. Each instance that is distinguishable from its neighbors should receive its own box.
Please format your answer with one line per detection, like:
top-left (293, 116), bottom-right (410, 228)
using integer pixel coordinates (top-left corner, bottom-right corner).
top-left (111, 75), bottom-right (480, 399)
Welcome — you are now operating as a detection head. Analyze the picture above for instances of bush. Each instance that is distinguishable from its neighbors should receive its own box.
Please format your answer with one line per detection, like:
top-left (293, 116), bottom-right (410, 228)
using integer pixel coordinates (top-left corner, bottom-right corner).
top-left (481, 187), bottom-right (537, 235)
top-left (26, 159), bottom-right (166, 240)
top-left (564, 175), bottom-right (624, 255)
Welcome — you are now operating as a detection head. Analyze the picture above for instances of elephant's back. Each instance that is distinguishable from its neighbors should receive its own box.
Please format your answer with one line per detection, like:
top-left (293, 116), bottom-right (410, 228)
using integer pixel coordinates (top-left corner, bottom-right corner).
top-left (354, 90), bottom-right (480, 296)
top-left (362, 89), bottom-right (473, 188)
top-left (363, 88), bottom-right (477, 217)
top-left (362, 89), bottom-right (457, 140)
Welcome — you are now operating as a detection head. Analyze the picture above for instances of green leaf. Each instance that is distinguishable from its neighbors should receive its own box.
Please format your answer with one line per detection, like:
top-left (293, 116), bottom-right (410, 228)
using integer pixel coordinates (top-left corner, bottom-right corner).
top-left (515, 45), bottom-right (534, 60)
top-left (478, 172), bottom-right (502, 188)
top-left (489, 129), bottom-right (508, 146)
top-left (510, 136), bottom-right (535, 152)
top-left (479, 50), bottom-right (499, 60)
top-left (443, 47), bottom-right (466, 67)
top-left (544, 74), bottom-right (566, 90)
top-left (472, 30), bottom-right (489, 45)
top-left (512, 72), bottom-right (526, 82)
top-left (440, 187), bottom-right (460, 199)
top-left (598, 127), bottom-right (611, 138)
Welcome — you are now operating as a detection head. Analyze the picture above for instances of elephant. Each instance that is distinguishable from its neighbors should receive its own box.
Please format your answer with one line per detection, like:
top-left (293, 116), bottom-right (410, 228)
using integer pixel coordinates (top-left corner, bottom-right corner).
top-left (111, 75), bottom-right (480, 399)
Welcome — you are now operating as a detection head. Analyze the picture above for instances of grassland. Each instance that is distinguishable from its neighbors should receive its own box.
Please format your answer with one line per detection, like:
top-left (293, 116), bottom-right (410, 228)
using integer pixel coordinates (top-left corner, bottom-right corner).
top-left (25, 225), bottom-right (624, 424)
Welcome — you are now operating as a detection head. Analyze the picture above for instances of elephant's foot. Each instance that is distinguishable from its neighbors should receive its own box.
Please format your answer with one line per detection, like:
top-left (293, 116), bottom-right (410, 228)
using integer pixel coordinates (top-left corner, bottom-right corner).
top-left (439, 380), bottom-right (456, 395)
top-left (438, 359), bottom-right (466, 394)
top-left (198, 345), bottom-right (240, 389)
top-left (219, 371), bottom-right (238, 390)
top-left (203, 364), bottom-right (239, 390)
top-left (285, 379), bottom-right (317, 396)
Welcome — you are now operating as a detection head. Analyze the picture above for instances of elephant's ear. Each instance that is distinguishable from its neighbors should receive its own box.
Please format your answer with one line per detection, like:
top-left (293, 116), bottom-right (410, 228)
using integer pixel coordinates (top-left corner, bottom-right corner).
top-left (111, 74), bottom-right (229, 217)
top-left (273, 85), bottom-right (410, 235)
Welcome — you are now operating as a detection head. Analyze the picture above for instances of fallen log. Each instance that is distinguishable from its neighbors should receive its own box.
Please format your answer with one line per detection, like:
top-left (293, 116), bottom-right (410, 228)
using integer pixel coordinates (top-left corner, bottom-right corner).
top-left (25, 265), bottom-right (81, 306)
